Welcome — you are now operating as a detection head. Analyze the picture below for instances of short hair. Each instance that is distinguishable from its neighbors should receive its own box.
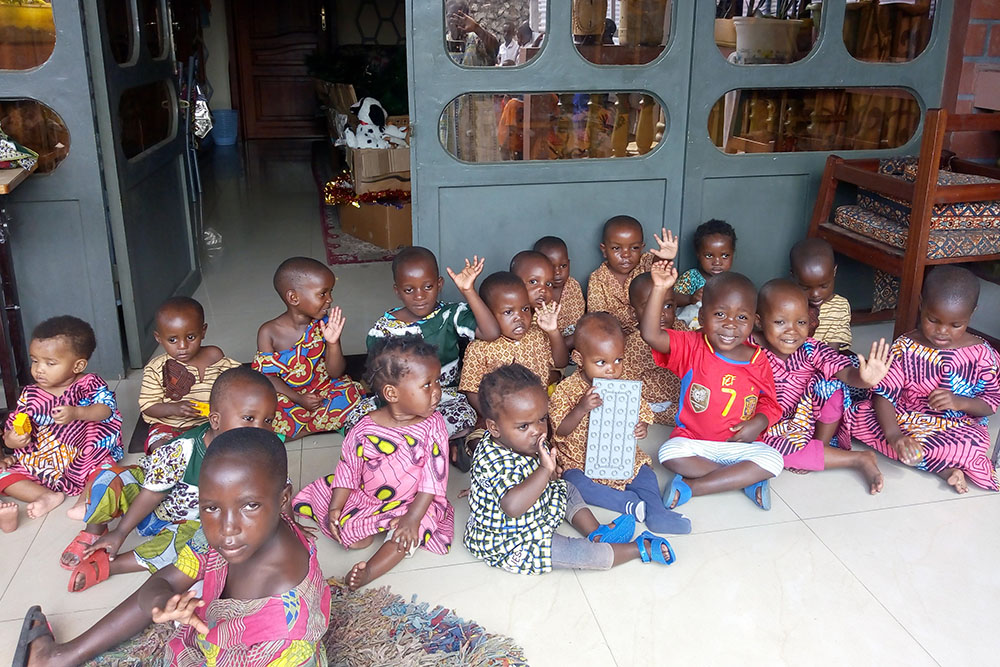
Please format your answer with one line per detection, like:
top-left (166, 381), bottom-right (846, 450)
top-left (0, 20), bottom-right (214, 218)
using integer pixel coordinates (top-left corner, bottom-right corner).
top-left (693, 219), bottom-right (737, 251)
top-left (478, 363), bottom-right (544, 422)
top-left (509, 250), bottom-right (551, 276)
top-left (273, 257), bottom-right (331, 297)
top-left (201, 427), bottom-right (288, 492)
top-left (209, 366), bottom-right (275, 406)
top-left (155, 296), bottom-right (205, 328)
top-left (628, 272), bottom-right (655, 306)
top-left (757, 278), bottom-right (807, 315)
top-left (789, 238), bottom-right (834, 274)
top-left (391, 246), bottom-right (439, 282)
top-left (532, 236), bottom-right (568, 256)
top-left (364, 334), bottom-right (440, 401)
top-left (478, 271), bottom-right (527, 310)
top-left (516, 22), bottom-right (533, 41)
top-left (574, 312), bottom-right (624, 351)
top-left (31, 316), bottom-right (97, 360)
top-left (702, 272), bottom-right (757, 311)
top-left (602, 215), bottom-right (643, 242)
top-left (922, 265), bottom-right (980, 311)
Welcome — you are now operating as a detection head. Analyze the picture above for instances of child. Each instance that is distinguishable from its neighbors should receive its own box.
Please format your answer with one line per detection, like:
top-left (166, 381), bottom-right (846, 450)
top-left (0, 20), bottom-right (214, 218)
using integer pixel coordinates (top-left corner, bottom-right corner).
top-left (459, 272), bottom-right (568, 414)
top-left (754, 279), bottom-right (890, 494)
top-left (789, 238), bottom-right (852, 351)
top-left (849, 266), bottom-right (1000, 493)
top-left (139, 297), bottom-right (241, 452)
top-left (549, 313), bottom-right (691, 533)
top-left (254, 256), bottom-right (363, 440)
top-left (293, 335), bottom-right (454, 590)
top-left (509, 250), bottom-right (556, 312)
top-left (533, 235), bottom-right (585, 339)
top-left (624, 272), bottom-right (683, 425)
top-left (586, 217), bottom-right (675, 333)
top-left (356, 246), bottom-right (501, 446)
top-left (641, 264), bottom-right (784, 511)
top-left (465, 363), bottom-right (676, 573)
top-left (674, 220), bottom-right (736, 328)
top-left (14, 428), bottom-right (330, 666)
top-left (1, 316), bottom-right (122, 529)
top-left (59, 367), bottom-right (278, 592)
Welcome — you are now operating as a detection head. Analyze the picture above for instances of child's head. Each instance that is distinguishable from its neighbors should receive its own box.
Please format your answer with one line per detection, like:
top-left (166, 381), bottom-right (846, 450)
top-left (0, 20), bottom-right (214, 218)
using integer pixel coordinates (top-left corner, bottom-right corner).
top-left (479, 363), bottom-right (548, 456)
top-left (209, 366), bottom-right (278, 434)
top-left (391, 246), bottom-right (443, 320)
top-left (153, 297), bottom-right (207, 363)
top-left (532, 236), bottom-right (571, 290)
top-left (600, 215), bottom-right (645, 276)
top-left (789, 238), bottom-right (837, 308)
top-left (515, 21), bottom-right (533, 46)
top-left (479, 271), bottom-right (533, 341)
top-left (699, 272), bottom-right (757, 353)
top-left (509, 250), bottom-right (554, 309)
top-left (29, 316), bottom-right (96, 390)
top-left (755, 278), bottom-right (810, 357)
top-left (365, 334), bottom-right (442, 418)
top-left (199, 427), bottom-right (290, 563)
top-left (629, 272), bottom-right (675, 331)
top-left (918, 266), bottom-right (980, 349)
top-left (273, 257), bottom-right (335, 321)
top-left (571, 312), bottom-right (625, 381)
top-left (692, 219), bottom-right (736, 279)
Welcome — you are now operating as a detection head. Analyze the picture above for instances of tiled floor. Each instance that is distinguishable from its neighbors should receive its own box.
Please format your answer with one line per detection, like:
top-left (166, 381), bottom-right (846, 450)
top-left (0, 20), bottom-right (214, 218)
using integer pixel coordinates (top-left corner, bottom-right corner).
top-left (2, 144), bottom-right (999, 666)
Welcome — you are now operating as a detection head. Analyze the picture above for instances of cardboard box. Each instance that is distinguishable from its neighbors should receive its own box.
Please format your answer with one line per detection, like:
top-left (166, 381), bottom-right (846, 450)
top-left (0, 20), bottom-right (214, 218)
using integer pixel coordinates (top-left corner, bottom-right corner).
top-left (346, 146), bottom-right (411, 194)
top-left (339, 201), bottom-right (412, 251)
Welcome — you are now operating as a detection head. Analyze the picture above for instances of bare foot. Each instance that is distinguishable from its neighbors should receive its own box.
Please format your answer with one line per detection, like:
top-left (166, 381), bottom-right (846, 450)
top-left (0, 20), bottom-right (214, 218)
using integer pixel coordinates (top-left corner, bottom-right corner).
top-left (26, 491), bottom-right (64, 519)
top-left (787, 468), bottom-right (811, 475)
top-left (65, 499), bottom-right (87, 521)
top-left (857, 451), bottom-right (884, 495)
top-left (0, 502), bottom-right (18, 533)
top-left (941, 468), bottom-right (968, 494)
top-left (23, 611), bottom-right (57, 667)
top-left (345, 560), bottom-right (372, 591)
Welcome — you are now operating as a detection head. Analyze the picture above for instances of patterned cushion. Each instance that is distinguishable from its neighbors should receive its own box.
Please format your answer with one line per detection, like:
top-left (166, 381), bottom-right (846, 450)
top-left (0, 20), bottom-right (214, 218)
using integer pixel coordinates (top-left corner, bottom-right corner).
top-left (877, 157), bottom-right (918, 177)
top-left (903, 162), bottom-right (1000, 185)
top-left (834, 205), bottom-right (1000, 259)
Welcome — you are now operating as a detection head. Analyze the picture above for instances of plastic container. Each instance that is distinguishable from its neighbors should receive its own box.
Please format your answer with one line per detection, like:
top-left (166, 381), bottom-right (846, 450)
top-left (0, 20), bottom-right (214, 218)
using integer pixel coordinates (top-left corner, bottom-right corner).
top-left (212, 109), bottom-right (238, 145)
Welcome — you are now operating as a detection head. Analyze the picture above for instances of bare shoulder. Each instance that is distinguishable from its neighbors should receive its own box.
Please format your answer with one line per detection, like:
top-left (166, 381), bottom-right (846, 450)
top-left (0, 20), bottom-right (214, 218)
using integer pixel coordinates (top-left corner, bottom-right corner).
top-left (256, 317), bottom-right (283, 352)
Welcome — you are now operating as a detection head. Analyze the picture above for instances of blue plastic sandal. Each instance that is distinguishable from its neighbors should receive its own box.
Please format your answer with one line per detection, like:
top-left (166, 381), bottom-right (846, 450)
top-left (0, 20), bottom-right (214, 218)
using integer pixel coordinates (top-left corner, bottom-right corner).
top-left (587, 513), bottom-right (636, 544)
top-left (662, 473), bottom-right (692, 509)
top-left (635, 530), bottom-right (676, 565)
top-left (743, 479), bottom-right (772, 510)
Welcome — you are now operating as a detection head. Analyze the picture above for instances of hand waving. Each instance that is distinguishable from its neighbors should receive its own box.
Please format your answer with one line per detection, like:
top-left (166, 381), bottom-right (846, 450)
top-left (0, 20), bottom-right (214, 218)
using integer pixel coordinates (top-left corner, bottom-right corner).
top-left (650, 260), bottom-right (678, 290)
top-left (320, 307), bottom-right (346, 344)
top-left (446, 256), bottom-right (485, 293)
top-left (651, 228), bottom-right (679, 261)
top-left (857, 338), bottom-right (891, 388)
top-left (535, 301), bottom-right (561, 333)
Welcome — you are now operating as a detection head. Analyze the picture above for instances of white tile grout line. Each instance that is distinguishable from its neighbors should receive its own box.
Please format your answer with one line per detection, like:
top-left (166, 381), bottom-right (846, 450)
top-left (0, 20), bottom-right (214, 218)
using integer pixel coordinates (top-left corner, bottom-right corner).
top-left (572, 569), bottom-right (620, 667)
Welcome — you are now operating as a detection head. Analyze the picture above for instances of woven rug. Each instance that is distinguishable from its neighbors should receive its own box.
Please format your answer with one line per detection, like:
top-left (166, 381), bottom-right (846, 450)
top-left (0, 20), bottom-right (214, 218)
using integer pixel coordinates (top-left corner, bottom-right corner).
top-left (322, 205), bottom-right (396, 265)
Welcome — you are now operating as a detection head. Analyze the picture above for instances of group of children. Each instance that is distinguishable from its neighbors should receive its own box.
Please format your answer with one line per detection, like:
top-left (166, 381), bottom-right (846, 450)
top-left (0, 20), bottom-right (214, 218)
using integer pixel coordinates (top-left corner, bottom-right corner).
top-left (7, 214), bottom-right (999, 665)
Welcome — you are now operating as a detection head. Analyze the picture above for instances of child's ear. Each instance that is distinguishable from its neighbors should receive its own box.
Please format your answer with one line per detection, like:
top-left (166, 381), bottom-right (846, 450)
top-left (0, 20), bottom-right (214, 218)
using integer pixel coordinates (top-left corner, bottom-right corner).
top-left (153, 330), bottom-right (162, 345)
top-left (570, 349), bottom-right (582, 366)
top-left (72, 358), bottom-right (88, 374)
top-left (382, 383), bottom-right (399, 404)
top-left (280, 481), bottom-right (293, 512)
top-left (201, 322), bottom-right (208, 336)
top-left (286, 289), bottom-right (299, 306)
top-left (436, 276), bottom-right (444, 291)
top-left (599, 242), bottom-right (608, 259)
top-left (208, 410), bottom-right (221, 430)
top-left (484, 417), bottom-right (499, 434)
top-left (754, 313), bottom-right (761, 330)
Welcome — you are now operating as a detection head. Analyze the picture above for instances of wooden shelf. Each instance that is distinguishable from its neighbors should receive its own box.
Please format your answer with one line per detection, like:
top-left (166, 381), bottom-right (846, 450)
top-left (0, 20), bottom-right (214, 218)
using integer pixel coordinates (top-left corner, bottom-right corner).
top-left (0, 167), bottom-right (33, 195)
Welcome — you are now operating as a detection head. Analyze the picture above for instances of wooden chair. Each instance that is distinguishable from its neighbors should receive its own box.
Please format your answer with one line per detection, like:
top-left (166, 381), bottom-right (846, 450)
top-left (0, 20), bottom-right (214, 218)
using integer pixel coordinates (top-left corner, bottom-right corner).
top-left (808, 108), bottom-right (1000, 339)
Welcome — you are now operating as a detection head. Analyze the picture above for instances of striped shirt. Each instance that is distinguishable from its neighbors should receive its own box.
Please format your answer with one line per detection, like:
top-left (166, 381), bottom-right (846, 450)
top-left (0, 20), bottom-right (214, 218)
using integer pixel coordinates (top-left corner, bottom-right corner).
top-left (814, 294), bottom-right (852, 351)
top-left (139, 353), bottom-right (241, 429)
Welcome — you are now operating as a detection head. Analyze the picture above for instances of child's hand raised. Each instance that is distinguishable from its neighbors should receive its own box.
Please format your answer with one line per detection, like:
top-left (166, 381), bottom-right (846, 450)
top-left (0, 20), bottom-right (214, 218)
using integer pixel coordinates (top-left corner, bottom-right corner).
top-left (320, 306), bottom-right (346, 344)
top-left (446, 256), bottom-right (485, 294)
top-left (576, 386), bottom-right (603, 412)
top-left (151, 590), bottom-right (208, 635)
top-left (650, 260), bottom-right (677, 290)
top-left (651, 228), bottom-right (679, 261)
top-left (51, 405), bottom-right (79, 425)
top-left (857, 338), bottom-right (892, 388)
top-left (536, 301), bottom-right (561, 333)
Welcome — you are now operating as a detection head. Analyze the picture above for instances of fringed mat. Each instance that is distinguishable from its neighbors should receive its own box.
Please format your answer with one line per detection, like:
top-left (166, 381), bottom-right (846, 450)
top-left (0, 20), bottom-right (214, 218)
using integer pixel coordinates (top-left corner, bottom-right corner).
top-left (321, 206), bottom-right (396, 265)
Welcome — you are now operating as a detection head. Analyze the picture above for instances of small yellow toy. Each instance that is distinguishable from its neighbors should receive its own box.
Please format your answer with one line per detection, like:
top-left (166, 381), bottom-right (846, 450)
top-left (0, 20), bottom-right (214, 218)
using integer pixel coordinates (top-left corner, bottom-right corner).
top-left (190, 400), bottom-right (210, 417)
top-left (12, 413), bottom-right (31, 436)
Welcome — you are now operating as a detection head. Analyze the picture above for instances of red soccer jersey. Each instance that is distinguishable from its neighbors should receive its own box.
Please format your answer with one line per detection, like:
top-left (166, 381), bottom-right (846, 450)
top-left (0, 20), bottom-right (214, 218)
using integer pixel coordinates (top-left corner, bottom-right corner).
top-left (651, 330), bottom-right (782, 442)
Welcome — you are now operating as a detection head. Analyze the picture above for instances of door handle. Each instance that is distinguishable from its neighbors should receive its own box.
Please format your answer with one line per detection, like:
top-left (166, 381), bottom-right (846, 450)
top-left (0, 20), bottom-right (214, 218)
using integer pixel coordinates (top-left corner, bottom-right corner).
top-left (321, 6), bottom-right (327, 32)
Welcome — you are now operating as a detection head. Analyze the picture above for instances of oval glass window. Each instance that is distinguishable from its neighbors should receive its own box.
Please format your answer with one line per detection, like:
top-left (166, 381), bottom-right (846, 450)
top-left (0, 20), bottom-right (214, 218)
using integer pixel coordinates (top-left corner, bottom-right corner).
top-left (844, 0), bottom-right (936, 62)
top-left (441, 92), bottom-right (666, 162)
top-left (0, 0), bottom-right (55, 71)
top-left (709, 87), bottom-right (920, 153)
top-left (574, 0), bottom-right (670, 65)
top-left (119, 80), bottom-right (174, 159)
top-left (0, 99), bottom-right (70, 173)
top-left (104, 0), bottom-right (134, 65)
top-left (715, 3), bottom-right (819, 65)
top-left (444, 0), bottom-right (546, 67)
top-left (140, 0), bottom-right (165, 59)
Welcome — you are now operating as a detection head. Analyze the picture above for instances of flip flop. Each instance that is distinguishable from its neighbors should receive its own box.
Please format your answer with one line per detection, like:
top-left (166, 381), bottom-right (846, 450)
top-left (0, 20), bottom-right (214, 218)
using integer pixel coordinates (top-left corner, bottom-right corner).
top-left (743, 479), bottom-right (772, 510)
top-left (587, 513), bottom-right (636, 544)
top-left (662, 473), bottom-right (692, 509)
top-left (59, 527), bottom-right (106, 571)
top-left (12, 605), bottom-right (53, 667)
top-left (68, 549), bottom-right (111, 593)
top-left (635, 530), bottom-right (676, 565)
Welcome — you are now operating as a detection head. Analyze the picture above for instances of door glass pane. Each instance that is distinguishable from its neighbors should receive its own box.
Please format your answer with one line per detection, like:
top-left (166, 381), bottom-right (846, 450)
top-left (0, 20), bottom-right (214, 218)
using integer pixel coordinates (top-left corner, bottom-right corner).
top-left (575, 0), bottom-right (670, 65)
top-left (715, 4), bottom-right (819, 65)
top-left (444, 0), bottom-right (547, 67)
top-left (119, 80), bottom-right (173, 158)
top-left (140, 0), bottom-right (164, 59)
top-left (104, 0), bottom-right (133, 64)
top-left (709, 87), bottom-right (920, 153)
top-left (0, 99), bottom-right (70, 173)
top-left (844, 0), bottom-right (936, 62)
top-left (441, 92), bottom-right (666, 162)
top-left (0, 0), bottom-right (55, 70)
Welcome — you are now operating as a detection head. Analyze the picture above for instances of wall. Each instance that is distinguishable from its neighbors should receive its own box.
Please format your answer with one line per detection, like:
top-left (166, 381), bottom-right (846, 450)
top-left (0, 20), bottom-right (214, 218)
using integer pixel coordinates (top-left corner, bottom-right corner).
top-left (465, 0), bottom-right (531, 37)
top-left (202, 0), bottom-right (231, 109)
top-left (944, 0), bottom-right (1000, 161)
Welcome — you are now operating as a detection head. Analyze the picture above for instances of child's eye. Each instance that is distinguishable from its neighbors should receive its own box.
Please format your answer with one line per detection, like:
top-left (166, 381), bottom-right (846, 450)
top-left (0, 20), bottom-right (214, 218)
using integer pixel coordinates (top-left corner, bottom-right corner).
top-left (721, 253), bottom-right (730, 258)
top-left (664, 304), bottom-right (674, 310)
top-left (503, 309), bottom-right (512, 315)
top-left (202, 505), bottom-right (218, 513)
top-left (168, 337), bottom-right (177, 343)
top-left (738, 314), bottom-right (748, 320)
top-left (517, 424), bottom-right (528, 431)
top-left (187, 334), bottom-right (197, 341)
top-left (798, 320), bottom-right (807, 326)
top-left (595, 360), bottom-right (605, 366)
top-left (529, 279), bottom-right (537, 284)
top-left (265, 417), bottom-right (274, 424)
top-left (244, 502), bottom-right (260, 511)
top-left (546, 281), bottom-right (553, 288)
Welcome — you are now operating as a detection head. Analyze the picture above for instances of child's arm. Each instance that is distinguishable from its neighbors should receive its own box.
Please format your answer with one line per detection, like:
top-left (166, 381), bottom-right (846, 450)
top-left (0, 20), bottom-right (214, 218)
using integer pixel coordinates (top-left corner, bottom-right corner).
top-left (727, 414), bottom-right (769, 443)
top-left (51, 404), bottom-right (112, 425)
top-left (320, 306), bottom-right (348, 378)
top-left (872, 394), bottom-right (923, 465)
top-left (140, 362), bottom-right (202, 421)
top-left (389, 492), bottom-right (435, 552)
top-left (537, 302), bottom-right (570, 368)
top-left (673, 289), bottom-right (698, 308)
top-left (84, 489), bottom-right (169, 560)
top-left (447, 256), bottom-right (501, 341)
top-left (555, 386), bottom-right (602, 437)
top-left (3, 427), bottom-right (31, 450)
top-left (326, 486), bottom-right (352, 543)
top-left (639, 261), bottom-right (677, 354)
top-left (500, 435), bottom-right (558, 518)
top-left (926, 390), bottom-right (996, 418)
top-left (835, 339), bottom-right (892, 389)
top-left (150, 589), bottom-right (208, 635)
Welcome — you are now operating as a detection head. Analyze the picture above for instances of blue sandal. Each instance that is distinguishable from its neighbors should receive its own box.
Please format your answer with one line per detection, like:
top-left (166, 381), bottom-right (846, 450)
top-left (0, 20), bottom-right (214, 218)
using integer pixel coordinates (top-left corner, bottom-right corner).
top-left (662, 473), bottom-right (692, 509)
top-left (587, 513), bottom-right (636, 544)
top-left (743, 479), bottom-right (771, 510)
top-left (635, 530), bottom-right (676, 565)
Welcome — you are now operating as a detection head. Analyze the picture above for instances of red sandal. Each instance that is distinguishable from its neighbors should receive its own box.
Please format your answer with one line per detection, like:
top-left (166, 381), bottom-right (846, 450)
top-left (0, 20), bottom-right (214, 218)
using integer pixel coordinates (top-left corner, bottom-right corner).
top-left (60, 528), bottom-right (106, 571)
top-left (68, 549), bottom-right (110, 592)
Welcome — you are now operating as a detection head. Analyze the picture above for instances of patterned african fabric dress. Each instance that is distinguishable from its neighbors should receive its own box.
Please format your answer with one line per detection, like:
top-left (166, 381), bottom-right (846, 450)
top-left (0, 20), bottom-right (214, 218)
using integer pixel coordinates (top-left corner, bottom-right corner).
top-left (556, 276), bottom-right (586, 337)
top-left (252, 317), bottom-right (363, 439)
top-left (673, 268), bottom-right (707, 298)
top-left (586, 253), bottom-right (654, 333)
top-left (848, 335), bottom-right (1000, 491)
top-left (0, 374), bottom-right (122, 496)
top-left (292, 412), bottom-right (454, 553)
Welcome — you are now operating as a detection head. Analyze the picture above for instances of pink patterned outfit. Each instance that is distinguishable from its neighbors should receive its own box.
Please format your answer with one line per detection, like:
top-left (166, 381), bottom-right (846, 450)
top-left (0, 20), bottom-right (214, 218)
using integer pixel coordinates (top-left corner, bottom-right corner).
top-left (848, 335), bottom-right (1000, 491)
top-left (293, 412), bottom-right (454, 553)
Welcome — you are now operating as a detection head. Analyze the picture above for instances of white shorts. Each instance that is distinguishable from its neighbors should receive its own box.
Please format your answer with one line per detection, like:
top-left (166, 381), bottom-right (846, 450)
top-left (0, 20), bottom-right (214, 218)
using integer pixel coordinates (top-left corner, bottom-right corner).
top-left (658, 436), bottom-right (783, 478)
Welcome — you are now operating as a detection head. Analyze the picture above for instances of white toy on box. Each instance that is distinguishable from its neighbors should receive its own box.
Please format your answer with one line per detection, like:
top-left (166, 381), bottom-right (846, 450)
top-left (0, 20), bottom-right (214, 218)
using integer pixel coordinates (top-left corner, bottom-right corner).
top-left (341, 97), bottom-right (408, 149)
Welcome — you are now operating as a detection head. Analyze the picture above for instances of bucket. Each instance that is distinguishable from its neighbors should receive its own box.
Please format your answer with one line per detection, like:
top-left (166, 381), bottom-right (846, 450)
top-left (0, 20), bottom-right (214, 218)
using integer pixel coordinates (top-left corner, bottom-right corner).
top-left (212, 109), bottom-right (238, 145)
top-left (733, 17), bottom-right (803, 64)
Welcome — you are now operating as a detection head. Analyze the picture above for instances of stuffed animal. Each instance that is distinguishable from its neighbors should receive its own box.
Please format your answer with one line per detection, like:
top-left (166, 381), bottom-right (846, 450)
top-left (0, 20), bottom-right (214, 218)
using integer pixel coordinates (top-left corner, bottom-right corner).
top-left (342, 97), bottom-right (408, 149)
